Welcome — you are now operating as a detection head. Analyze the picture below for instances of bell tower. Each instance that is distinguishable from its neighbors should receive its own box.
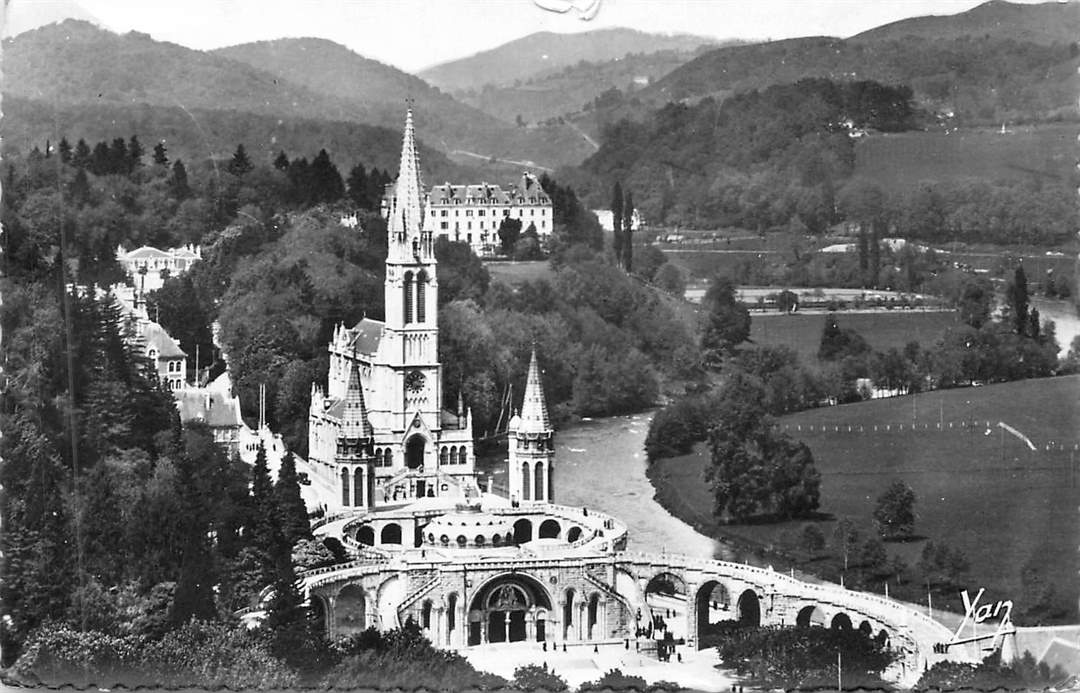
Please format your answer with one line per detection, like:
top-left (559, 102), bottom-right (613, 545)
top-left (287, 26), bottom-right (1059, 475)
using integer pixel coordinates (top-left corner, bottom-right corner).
top-left (381, 109), bottom-right (441, 432)
top-left (508, 349), bottom-right (555, 504)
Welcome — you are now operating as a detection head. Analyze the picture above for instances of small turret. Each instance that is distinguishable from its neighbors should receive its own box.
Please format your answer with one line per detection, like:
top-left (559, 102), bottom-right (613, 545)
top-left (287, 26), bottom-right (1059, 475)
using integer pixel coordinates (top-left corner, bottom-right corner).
top-left (518, 349), bottom-right (551, 434)
top-left (507, 349), bottom-right (555, 504)
top-left (341, 363), bottom-right (373, 440)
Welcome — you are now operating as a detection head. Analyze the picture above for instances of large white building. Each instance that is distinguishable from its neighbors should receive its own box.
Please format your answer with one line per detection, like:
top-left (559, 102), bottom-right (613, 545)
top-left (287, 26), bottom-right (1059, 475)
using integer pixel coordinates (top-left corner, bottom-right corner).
top-left (116, 244), bottom-right (201, 294)
top-left (308, 111), bottom-right (554, 510)
top-left (422, 173), bottom-right (553, 256)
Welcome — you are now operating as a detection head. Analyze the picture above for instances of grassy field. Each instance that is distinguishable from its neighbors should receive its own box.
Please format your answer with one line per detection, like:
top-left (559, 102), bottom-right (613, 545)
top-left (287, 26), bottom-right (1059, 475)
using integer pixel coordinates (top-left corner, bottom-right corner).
top-left (485, 260), bottom-right (555, 286)
top-left (649, 375), bottom-right (1080, 621)
top-left (854, 124), bottom-right (1076, 190)
top-left (750, 310), bottom-right (961, 365)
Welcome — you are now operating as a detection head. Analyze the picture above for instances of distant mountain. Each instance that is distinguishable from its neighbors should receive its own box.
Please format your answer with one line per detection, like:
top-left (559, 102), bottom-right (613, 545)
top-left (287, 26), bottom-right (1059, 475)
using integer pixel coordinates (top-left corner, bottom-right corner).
top-left (419, 28), bottom-right (717, 93)
top-left (2, 22), bottom-right (595, 169)
top-left (636, 33), bottom-right (1078, 126)
top-left (852, 0), bottom-right (1080, 45)
top-left (2, 0), bottom-right (104, 38)
top-left (456, 44), bottom-right (724, 124)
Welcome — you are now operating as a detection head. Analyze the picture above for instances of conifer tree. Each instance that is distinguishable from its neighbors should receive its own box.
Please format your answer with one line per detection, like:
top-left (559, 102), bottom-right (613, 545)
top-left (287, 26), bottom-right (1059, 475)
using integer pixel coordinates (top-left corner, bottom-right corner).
top-left (69, 168), bottom-right (90, 206)
top-left (346, 163), bottom-right (369, 208)
top-left (72, 138), bottom-right (91, 169)
top-left (250, 442), bottom-right (279, 582)
top-left (152, 141), bottom-right (169, 166)
top-left (90, 141), bottom-right (111, 175)
top-left (128, 135), bottom-right (145, 171)
top-left (171, 159), bottom-right (190, 199)
top-left (611, 182), bottom-right (624, 267)
top-left (311, 149), bottom-right (345, 203)
top-left (228, 143), bottom-right (254, 177)
top-left (57, 137), bottom-right (72, 163)
top-left (273, 150), bottom-right (290, 171)
top-left (623, 189), bottom-right (635, 272)
top-left (1009, 265), bottom-right (1030, 336)
top-left (274, 451), bottom-right (311, 547)
top-left (109, 137), bottom-right (129, 174)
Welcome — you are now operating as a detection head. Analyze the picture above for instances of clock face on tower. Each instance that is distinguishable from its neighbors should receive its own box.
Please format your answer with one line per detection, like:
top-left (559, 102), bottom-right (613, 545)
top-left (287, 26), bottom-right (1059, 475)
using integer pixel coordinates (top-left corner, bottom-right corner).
top-left (405, 369), bottom-right (426, 393)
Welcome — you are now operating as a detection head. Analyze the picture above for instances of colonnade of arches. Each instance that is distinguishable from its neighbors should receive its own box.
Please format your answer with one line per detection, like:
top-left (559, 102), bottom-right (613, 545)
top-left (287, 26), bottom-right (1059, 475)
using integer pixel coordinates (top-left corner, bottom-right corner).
top-left (402, 270), bottom-right (429, 324)
top-left (510, 518), bottom-right (583, 544)
top-left (517, 459), bottom-right (552, 502)
top-left (340, 466), bottom-right (374, 507)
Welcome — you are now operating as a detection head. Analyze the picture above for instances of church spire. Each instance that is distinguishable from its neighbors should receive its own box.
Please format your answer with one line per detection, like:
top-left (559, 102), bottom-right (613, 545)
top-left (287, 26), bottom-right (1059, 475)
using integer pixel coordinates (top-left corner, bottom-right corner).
top-left (341, 362), bottom-right (373, 440)
top-left (387, 108), bottom-right (428, 261)
top-left (518, 348), bottom-right (550, 434)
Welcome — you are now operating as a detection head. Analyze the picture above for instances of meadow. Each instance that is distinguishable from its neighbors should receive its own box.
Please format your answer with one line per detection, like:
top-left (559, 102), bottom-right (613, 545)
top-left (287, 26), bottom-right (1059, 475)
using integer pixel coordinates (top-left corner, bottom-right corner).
top-left (750, 310), bottom-right (961, 365)
top-left (485, 260), bottom-right (555, 285)
top-left (853, 123), bottom-right (1076, 190)
top-left (648, 375), bottom-right (1080, 622)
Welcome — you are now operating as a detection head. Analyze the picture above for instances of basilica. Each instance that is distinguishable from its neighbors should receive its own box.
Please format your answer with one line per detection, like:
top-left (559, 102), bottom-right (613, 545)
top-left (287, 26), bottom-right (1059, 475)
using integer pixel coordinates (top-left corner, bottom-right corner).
top-left (306, 109), bottom-right (553, 512)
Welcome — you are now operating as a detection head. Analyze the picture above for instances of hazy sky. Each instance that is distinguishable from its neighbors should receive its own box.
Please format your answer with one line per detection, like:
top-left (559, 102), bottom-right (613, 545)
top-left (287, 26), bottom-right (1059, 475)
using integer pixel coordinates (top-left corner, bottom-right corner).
top-left (12, 0), bottom-right (1063, 72)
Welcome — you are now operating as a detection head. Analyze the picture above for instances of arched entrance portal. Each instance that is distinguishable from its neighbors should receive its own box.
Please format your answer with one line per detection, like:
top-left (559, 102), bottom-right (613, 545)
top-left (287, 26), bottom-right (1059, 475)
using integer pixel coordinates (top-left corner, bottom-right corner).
top-left (647, 572), bottom-right (689, 640)
top-left (736, 589), bottom-right (761, 627)
top-left (693, 579), bottom-right (729, 647)
top-left (796, 604), bottom-right (827, 628)
top-left (466, 574), bottom-right (552, 646)
top-left (406, 435), bottom-right (425, 470)
top-left (336, 584), bottom-right (366, 636)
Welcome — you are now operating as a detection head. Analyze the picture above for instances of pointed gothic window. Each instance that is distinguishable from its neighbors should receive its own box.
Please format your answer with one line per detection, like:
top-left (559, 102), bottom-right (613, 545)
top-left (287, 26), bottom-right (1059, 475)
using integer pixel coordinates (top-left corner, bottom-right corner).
top-left (341, 468), bottom-right (351, 506)
top-left (403, 272), bottom-right (414, 324)
top-left (534, 462), bottom-right (545, 502)
top-left (354, 468), bottom-right (363, 506)
top-left (521, 462), bottom-right (531, 501)
top-left (416, 270), bottom-right (427, 322)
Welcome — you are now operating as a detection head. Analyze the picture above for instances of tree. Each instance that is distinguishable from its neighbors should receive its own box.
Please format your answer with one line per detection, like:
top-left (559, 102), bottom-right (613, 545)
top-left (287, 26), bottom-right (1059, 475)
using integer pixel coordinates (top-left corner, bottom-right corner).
top-left (57, 137), bottom-right (72, 164)
top-left (274, 451), bottom-right (311, 548)
top-left (273, 150), bottom-right (290, 171)
top-left (72, 138), bottom-right (91, 169)
top-left (228, 144), bottom-right (254, 177)
top-left (818, 315), bottom-right (870, 362)
top-left (832, 518), bottom-right (860, 571)
top-left (653, 262), bottom-right (685, 296)
top-left (802, 524), bottom-right (826, 558)
top-left (700, 276), bottom-right (751, 365)
top-left (128, 135), bottom-right (145, 170)
top-left (171, 160), bottom-right (190, 199)
top-left (958, 276), bottom-right (992, 328)
top-left (611, 182), bottom-right (624, 267)
top-left (1007, 264), bottom-right (1029, 336)
top-left (497, 217), bottom-right (522, 256)
top-left (310, 149), bottom-right (345, 203)
top-left (623, 188), bottom-right (635, 272)
top-left (872, 480), bottom-right (916, 540)
top-left (152, 141), bottom-right (169, 166)
top-left (514, 664), bottom-right (568, 691)
top-left (346, 163), bottom-right (368, 208)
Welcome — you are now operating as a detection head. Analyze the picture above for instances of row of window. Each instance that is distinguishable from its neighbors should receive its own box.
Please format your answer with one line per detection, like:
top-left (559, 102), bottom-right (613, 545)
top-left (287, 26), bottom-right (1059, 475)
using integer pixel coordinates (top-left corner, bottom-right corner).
top-left (368, 446), bottom-right (468, 467)
top-left (433, 196), bottom-right (548, 206)
top-left (440, 208), bottom-right (547, 218)
top-left (438, 220), bottom-right (547, 232)
top-left (165, 360), bottom-right (183, 373)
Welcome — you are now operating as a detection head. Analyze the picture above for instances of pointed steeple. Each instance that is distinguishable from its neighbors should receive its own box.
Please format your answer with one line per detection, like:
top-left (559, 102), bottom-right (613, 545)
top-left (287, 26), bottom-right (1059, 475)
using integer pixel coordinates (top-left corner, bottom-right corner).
top-left (387, 108), bottom-right (426, 258)
top-left (341, 362), bottom-right (373, 439)
top-left (518, 349), bottom-right (550, 434)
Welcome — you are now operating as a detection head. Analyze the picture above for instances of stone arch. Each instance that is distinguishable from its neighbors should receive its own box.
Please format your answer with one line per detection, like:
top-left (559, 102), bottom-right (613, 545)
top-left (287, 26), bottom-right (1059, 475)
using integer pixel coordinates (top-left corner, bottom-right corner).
top-left (513, 518), bottom-right (532, 544)
top-left (403, 271), bottom-right (414, 324)
top-left (538, 519), bottom-right (561, 539)
top-left (736, 589), bottom-right (761, 627)
top-left (309, 594), bottom-right (329, 633)
top-left (357, 525), bottom-right (375, 546)
top-left (831, 612), bottom-right (853, 630)
top-left (566, 526), bottom-right (582, 543)
top-left (876, 629), bottom-right (890, 648)
top-left (440, 447), bottom-right (448, 466)
top-left (381, 523), bottom-right (402, 545)
top-left (521, 461), bottom-right (531, 501)
top-left (563, 588), bottom-right (576, 639)
top-left (587, 592), bottom-right (601, 640)
top-left (648, 572), bottom-right (689, 598)
top-left (405, 435), bottom-right (426, 470)
top-left (336, 584), bottom-right (367, 635)
top-left (534, 461), bottom-right (544, 501)
top-left (694, 579), bottom-right (732, 647)
top-left (467, 572), bottom-right (553, 645)
top-left (421, 599), bottom-right (434, 630)
top-left (858, 620), bottom-right (873, 637)
top-left (416, 270), bottom-right (428, 322)
top-left (353, 467), bottom-right (363, 506)
top-left (796, 604), bottom-right (827, 628)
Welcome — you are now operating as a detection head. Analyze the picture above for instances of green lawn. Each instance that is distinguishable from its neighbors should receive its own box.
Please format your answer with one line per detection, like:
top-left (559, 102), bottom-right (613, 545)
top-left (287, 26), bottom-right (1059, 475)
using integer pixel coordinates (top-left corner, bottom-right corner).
top-left (649, 375), bottom-right (1080, 622)
top-left (485, 260), bottom-right (555, 286)
top-left (854, 124), bottom-right (1076, 190)
top-left (750, 310), bottom-right (961, 365)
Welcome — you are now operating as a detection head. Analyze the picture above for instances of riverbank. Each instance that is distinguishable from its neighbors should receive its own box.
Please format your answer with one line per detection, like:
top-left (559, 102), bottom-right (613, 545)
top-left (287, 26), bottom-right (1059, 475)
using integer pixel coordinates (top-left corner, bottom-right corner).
top-left (645, 376), bottom-right (1080, 625)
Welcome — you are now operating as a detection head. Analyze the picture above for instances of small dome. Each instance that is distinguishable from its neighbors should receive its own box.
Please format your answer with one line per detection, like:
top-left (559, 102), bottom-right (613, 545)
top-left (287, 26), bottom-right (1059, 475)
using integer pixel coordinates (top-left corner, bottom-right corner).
top-left (423, 510), bottom-right (513, 549)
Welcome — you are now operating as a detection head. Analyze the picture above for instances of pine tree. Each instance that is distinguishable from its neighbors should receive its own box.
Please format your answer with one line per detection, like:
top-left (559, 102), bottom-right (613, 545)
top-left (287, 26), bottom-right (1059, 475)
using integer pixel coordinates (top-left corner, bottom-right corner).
top-left (68, 139), bottom-right (89, 170)
top-left (152, 141), bottom-right (169, 166)
top-left (346, 163), bottom-right (369, 208)
top-left (128, 135), bottom-right (145, 171)
top-left (1009, 265), bottom-right (1030, 336)
top-left (611, 182), bottom-right (624, 267)
top-left (228, 143), bottom-right (254, 177)
top-left (623, 189), bottom-right (635, 272)
top-left (274, 451), bottom-right (311, 547)
top-left (250, 443), bottom-right (278, 582)
top-left (109, 137), bottom-right (129, 174)
top-left (90, 141), bottom-right (111, 175)
top-left (273, 150), bottom-right (290, 171)
top-left (171, 159), bottom-right (190, 199)
top-left (57, 137), bottom-right (72, 163)
top-left (311, 149), bottom-right (345, 203)
top-left (69, 168), bottom-right (91, 206)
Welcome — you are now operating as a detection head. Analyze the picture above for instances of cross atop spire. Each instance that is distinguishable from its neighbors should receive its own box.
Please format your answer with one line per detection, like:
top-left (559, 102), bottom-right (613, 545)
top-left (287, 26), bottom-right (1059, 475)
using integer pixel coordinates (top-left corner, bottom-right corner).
top-left (341, 362), bottom-right (373, 440)
top-left (386, 108), bottom-right (429, 262)
top-left (518, 348), bottom-right (551, 434)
